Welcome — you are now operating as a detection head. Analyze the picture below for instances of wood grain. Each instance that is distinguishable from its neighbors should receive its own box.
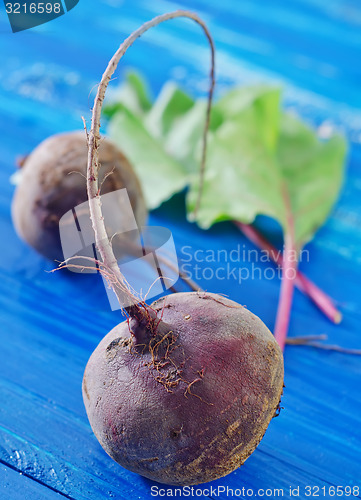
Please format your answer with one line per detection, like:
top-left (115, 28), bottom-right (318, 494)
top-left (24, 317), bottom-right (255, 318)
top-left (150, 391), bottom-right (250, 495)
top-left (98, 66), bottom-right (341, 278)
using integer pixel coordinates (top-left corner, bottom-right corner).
top-left (0, 0), bottom-right (360, 498)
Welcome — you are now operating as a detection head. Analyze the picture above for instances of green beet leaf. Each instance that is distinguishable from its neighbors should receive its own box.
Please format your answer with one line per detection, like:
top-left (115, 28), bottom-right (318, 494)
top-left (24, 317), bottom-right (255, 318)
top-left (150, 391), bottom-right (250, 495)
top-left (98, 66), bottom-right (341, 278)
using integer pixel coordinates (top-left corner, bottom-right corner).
top-left (108, 106), bottom-right (187, 209)
top-left (104, 71), bottom-right (152, 119)
top-left (105, 73), bottom-right (347, 249)
top-left (276, 113), bottom-right (346, 247)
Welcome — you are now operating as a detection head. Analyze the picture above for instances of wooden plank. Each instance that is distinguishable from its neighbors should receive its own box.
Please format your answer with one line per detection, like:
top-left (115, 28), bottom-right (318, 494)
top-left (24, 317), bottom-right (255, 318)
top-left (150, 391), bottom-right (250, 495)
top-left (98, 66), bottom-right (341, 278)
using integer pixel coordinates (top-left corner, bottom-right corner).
top-left (0, 261), bottom-right (360, 498)
top-left (1, 464), bottom-right (67, 499)
top-left (1, 0), bottom-right (361, 498)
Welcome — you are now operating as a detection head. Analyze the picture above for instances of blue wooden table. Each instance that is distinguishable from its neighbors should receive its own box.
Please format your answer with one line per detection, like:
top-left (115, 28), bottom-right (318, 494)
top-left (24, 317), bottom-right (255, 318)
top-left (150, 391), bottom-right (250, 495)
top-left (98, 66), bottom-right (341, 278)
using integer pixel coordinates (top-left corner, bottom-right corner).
top-left (1, 1), bottom-right (361, 498)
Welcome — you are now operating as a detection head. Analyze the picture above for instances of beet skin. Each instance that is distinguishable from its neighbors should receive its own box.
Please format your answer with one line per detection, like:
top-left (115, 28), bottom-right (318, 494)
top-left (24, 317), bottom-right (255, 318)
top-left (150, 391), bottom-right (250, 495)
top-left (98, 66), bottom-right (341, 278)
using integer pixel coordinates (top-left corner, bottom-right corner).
top-left (83, 292), bottom-right (284, 485)
top-left (12, 131), bottom-right (147, 261)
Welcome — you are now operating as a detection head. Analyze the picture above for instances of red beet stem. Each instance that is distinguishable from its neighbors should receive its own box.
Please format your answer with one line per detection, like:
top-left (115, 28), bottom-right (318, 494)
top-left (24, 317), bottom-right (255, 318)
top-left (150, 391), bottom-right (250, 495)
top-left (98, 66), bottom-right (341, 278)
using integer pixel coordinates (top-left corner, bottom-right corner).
top-left (273, 230), bottom-right (297, 350)
top-left (234, 221), bottom-right (341, 324)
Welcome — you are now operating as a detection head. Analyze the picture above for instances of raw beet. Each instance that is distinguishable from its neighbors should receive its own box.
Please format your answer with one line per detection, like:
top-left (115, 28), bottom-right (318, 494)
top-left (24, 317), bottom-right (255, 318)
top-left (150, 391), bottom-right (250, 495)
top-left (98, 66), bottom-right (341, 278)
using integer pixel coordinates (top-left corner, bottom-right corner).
top-left (12, 131), bottom-right (147, 261)
top-left (83, 291), bottom-right (284, 485)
